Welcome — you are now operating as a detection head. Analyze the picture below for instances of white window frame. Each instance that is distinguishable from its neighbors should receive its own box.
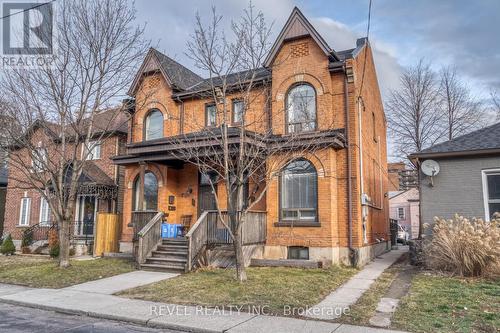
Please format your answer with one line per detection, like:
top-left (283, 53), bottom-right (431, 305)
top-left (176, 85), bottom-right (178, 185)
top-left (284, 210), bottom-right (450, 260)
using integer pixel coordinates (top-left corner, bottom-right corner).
top-left (39, 197), bottom-right (51, 226)
top-left (19, 197), bottom-right (31, 226)
top-left (398, 207), bottom-right (405, 220)
top-left (481, 168), bottom-right (500, 221)
top-left (32, 147), bottom-right (47, 172)
top-left (85, 141), bottom-right (101, 160)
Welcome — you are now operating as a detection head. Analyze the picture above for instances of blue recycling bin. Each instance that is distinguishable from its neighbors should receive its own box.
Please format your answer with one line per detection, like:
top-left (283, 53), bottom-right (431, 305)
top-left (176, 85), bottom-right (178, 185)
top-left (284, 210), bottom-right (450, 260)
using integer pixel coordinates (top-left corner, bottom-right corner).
top-left (161, 223), bottom-right (170, 238)
top-left (161, 223), bottom-right (183, 238)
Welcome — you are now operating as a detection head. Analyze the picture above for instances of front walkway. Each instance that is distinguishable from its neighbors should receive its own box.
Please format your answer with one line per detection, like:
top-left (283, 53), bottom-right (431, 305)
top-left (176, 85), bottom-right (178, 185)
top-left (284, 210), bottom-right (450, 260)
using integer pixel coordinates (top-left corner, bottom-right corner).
top-left (306, 247), bottom-right (408, 320)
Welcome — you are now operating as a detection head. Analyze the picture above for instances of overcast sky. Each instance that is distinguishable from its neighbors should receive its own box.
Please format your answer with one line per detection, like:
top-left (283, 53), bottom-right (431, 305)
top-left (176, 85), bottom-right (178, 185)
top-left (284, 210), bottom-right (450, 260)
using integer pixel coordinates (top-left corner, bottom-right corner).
top-left (133, 0), bottom-right (500, 100)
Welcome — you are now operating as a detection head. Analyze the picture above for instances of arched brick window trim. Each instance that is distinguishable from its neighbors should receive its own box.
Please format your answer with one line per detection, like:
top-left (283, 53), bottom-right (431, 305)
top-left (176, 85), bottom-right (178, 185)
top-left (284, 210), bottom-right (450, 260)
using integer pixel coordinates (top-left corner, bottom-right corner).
top-left (143, 108), bottom-right (164, 141)
top-left (285, 82), bottom-right (317, 133)
top-left (279, 158), bottom-right (318, 223)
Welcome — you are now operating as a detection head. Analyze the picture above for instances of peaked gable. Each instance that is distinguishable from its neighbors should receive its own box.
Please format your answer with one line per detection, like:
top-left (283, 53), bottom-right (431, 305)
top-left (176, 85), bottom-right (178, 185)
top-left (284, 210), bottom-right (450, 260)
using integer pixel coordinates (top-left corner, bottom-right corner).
top-left (128, 48), bottom-right (203, 95)
top-left (264, 7), bottom-right (339, 67)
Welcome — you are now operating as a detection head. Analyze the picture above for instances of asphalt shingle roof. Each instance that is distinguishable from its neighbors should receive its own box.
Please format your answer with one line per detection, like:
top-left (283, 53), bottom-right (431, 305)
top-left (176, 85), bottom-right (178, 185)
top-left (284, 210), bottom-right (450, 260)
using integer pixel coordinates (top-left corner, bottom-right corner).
top-left (151, 49), bottom-right (203, 91)
top-left (415, 122), bottom-right (500, 156)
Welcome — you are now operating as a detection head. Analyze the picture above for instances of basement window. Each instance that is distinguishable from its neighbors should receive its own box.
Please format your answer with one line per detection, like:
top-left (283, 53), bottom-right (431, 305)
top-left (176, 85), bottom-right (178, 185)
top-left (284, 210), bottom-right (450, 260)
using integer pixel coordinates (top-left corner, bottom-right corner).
top-left (288, 246), bottom-right (309, 260)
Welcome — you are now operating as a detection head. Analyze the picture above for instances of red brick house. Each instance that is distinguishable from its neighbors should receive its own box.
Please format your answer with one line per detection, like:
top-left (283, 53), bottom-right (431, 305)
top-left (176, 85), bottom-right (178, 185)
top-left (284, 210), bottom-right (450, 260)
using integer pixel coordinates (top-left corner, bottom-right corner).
top-left (113, 7), bottom-right (390, 270)
top-left (2, 109), bottom-right (127, 254)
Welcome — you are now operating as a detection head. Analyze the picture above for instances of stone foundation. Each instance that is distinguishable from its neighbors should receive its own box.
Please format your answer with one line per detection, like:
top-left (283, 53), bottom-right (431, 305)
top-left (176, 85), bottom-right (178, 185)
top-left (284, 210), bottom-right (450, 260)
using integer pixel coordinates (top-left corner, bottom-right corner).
top-left (261, 241), bottom-right (390, 267)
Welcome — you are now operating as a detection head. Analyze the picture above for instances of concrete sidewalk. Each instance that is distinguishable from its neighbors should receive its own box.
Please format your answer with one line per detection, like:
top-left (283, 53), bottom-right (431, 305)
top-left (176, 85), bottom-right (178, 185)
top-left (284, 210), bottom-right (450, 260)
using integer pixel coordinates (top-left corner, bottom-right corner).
top-left (306, 247), bottom-right (408, 320)
top-left (63, 270), bottom-right (178, 294)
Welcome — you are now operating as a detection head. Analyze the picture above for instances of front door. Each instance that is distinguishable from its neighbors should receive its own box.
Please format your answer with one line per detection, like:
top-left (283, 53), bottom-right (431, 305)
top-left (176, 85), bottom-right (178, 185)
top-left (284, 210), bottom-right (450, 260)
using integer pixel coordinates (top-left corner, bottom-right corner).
top-left (198, 172), bottom-right (217, 217)
top-left (75, 196), bottom-right (96, 237)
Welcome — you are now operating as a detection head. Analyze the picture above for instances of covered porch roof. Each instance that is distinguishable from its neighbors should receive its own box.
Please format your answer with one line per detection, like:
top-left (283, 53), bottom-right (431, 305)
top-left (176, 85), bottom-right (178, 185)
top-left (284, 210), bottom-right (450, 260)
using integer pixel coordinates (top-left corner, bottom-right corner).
top-left (111, 127), bottom-right (346, 166)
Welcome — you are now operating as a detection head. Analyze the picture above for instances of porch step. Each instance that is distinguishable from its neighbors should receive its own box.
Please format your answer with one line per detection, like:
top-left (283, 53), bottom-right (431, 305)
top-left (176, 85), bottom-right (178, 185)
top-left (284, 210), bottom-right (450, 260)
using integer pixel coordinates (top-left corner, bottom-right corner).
top-left (145, 257), bottom-right (187, 266)
top-left (140, 238), bottom-right (189, 273)
top-left (161, 237), bottom-right (187, 245)
top-left (140, 263), bottom-right (185, 273)
top-left (151, 250), bottom-right (188, 258)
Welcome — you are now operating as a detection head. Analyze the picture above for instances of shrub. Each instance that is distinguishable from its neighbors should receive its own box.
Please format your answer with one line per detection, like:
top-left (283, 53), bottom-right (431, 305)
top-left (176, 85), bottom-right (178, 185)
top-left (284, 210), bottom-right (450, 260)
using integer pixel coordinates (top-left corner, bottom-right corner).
top-left (69, 247), bottom-right (76, 256)
top-left (49, 244), bottom-right (60, 258)
top-left (425, 215), bottom-right (500, 277)
top-left (1, 234), bottom-right (16, 255)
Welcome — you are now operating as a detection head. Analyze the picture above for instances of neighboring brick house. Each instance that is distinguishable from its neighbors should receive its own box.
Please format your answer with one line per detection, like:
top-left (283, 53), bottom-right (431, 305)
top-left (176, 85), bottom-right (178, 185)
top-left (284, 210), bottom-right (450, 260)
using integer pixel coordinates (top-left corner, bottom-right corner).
top-left (389, 188), bottom-right (419, 239)
top-left (113, 7), bottom-right (390, 268)
top-left (410, 121), bottom-right (500, 232)
top-left (2, 109), bottom-right (127, 253)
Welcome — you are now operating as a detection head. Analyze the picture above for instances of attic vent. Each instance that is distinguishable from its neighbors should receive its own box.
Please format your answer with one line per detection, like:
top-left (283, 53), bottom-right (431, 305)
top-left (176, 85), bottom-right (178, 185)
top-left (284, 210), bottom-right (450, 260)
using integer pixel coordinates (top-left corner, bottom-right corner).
top-left (290, 42), bottom-right (309, 58)
top-left (146, 75), bottom-right (161, 90)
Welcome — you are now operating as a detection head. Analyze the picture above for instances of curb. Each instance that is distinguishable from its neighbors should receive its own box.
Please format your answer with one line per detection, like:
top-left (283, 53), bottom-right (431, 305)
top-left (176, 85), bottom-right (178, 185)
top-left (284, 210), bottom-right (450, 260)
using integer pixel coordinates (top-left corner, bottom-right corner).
top-left (0, 297), bottom-right (234, 333)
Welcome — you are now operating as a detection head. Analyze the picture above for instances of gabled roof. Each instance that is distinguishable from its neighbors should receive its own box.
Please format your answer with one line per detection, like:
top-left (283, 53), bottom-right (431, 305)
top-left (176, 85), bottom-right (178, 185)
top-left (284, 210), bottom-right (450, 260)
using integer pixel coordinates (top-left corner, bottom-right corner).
top-left (410, 121), bottom-right (500, 160)
top-left (128, 48), bottom-right (204, 95)
top-left (264, 7), bottom-right (339, 67)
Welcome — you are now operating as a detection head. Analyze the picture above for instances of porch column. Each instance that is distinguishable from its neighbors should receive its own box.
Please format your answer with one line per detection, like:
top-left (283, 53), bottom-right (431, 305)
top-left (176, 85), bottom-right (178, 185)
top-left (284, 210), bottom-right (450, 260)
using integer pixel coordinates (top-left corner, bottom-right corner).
top-left (138, 162), bottom-right (145, 210)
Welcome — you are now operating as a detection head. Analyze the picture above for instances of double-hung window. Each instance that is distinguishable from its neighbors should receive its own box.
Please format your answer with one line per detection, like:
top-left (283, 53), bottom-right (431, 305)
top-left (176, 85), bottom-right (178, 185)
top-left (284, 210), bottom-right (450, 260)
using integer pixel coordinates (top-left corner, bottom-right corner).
top-left (482, 169), bottom-right (500, 220)
top-left (398, 207), bottom-right (405, 220)
top-left (19, 197), bottom-right (31, 226)
top-left (32, 148), bottom-right (47, 172)
top-left (280, 159), bottom-right (318, 222)
top-left (206, 104), bottom-right (217, 127)
top-left (85, 141), bottom-right (101, 160)
top-left (39, 198), bottom-right (51, 226)
top-left (232, 100), bottom-right (244, 125)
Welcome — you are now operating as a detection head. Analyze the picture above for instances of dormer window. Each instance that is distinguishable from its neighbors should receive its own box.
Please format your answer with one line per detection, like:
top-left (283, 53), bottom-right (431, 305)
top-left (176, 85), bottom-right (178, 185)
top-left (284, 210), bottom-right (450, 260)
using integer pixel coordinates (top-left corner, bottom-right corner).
top-left (144, 109), bottom-right (163, 140)
top-left (286, 83), bottom-right (316, 133)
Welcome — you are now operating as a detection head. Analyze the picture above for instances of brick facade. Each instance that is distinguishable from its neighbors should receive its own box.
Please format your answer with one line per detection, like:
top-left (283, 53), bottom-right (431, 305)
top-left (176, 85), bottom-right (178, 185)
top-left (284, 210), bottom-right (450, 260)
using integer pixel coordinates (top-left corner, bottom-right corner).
top-left (117, 9), bottom-right (390, 266)
top-left (2, 120), bottom-right (126, 248)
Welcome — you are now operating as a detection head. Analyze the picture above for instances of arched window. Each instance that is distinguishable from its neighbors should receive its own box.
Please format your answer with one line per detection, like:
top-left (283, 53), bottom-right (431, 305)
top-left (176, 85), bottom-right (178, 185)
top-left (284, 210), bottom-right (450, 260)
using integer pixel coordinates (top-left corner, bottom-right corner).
top-left (144, 109), bottom-right (163, 140)
top-left (133, 171), bottom-right (158, 211)
top-left (286, 83), bottom-right (316, 133)
top-left (280, 159), bottom-right (317, 222)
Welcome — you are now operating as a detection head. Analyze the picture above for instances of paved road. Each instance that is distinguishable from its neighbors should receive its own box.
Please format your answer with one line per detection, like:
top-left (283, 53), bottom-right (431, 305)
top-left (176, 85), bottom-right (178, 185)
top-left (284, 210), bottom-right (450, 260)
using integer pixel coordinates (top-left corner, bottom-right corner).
top-left (0, 303), bottom-right (181, 333)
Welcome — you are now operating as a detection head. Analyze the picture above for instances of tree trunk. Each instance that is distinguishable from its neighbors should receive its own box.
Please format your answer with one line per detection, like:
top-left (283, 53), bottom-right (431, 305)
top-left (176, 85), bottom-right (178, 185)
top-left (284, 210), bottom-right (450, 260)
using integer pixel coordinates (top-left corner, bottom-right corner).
top-left (59, 219), bottom-right (71, 268)
top-left (233, 226), bottom-right (247, 282)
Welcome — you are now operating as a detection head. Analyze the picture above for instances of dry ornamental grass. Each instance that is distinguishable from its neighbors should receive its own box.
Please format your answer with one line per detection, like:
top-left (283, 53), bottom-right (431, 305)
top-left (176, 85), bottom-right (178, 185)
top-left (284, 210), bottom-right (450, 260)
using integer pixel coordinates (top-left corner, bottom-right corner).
top-left (424, 215), bottom-right (500, 278)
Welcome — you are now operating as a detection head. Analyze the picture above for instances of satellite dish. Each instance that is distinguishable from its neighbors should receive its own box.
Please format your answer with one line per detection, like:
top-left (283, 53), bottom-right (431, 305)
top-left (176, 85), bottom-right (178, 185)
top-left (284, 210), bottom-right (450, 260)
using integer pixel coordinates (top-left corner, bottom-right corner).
top-left (421, 159), bottom-right (440, 177)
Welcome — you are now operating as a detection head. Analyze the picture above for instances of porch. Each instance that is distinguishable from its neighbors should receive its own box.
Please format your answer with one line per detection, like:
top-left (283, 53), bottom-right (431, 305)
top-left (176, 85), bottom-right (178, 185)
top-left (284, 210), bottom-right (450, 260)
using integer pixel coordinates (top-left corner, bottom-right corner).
top-left (132, 210), bottom-right (266, 272)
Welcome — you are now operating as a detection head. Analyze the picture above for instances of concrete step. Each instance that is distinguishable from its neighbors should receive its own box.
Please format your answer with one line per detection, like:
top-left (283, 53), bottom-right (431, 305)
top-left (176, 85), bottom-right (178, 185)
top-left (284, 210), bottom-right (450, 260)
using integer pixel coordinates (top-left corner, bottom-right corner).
top-left (141, 263), bottom-right (185, 273)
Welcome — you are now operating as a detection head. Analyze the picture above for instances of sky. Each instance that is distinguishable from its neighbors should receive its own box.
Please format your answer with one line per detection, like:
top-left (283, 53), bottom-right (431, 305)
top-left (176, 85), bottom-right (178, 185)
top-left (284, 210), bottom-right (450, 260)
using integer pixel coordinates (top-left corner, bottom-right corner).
top-left (132, 0), bottom-right (500, 100)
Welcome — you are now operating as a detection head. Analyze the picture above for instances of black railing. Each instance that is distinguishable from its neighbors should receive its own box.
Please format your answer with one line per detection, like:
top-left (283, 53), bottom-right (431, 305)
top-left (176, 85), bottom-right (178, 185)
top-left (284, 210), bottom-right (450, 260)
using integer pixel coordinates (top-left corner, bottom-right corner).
top-left (22, 223), bottom-right (55, 247)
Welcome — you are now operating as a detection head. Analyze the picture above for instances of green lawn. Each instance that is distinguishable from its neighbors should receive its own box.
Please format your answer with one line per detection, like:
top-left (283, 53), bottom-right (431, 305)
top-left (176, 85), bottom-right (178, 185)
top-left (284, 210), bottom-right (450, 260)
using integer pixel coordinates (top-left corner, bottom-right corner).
top-left (118, 265), bottom-right (357, 315)
top-left (392, 274), bottom-right (500, 333)
top-left (0, 255), bottom-right (135, 288)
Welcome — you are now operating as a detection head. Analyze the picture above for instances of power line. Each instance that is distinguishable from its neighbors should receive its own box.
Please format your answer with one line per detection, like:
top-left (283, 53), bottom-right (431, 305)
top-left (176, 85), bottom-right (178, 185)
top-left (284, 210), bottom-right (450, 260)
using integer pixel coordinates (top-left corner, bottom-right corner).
top-left (358, 0), bottom-right (372, 99)
top-left (0, 0), bottom-right (56, 21)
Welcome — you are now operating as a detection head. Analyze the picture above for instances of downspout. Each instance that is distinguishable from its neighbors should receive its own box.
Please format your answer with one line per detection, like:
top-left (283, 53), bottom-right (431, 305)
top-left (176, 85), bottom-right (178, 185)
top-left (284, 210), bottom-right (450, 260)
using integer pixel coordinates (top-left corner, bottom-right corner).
top-left (344, 68), bottom-right (355, 265)
top-left (175, 96), bottom-right (185, 134)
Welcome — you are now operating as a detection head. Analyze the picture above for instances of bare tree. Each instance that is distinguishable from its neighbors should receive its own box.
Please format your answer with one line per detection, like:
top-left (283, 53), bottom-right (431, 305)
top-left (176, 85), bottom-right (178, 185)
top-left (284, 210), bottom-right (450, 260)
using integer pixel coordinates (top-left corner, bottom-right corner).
top-left (0, 0), bottom-right (148, 267)
top-left (491, 89), bottom-right (500, 121)
top-left (439, 66), bottom-right (484, 140)
top-left (136, 5), bottom-right (342, 282)
top-left (386, 60), bottom-right (444, 158)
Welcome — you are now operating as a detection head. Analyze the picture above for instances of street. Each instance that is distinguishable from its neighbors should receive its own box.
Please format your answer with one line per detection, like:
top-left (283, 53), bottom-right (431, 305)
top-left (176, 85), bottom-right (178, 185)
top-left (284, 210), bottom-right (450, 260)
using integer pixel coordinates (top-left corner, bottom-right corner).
top-left (0, 303), bottom-right (181, 333)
